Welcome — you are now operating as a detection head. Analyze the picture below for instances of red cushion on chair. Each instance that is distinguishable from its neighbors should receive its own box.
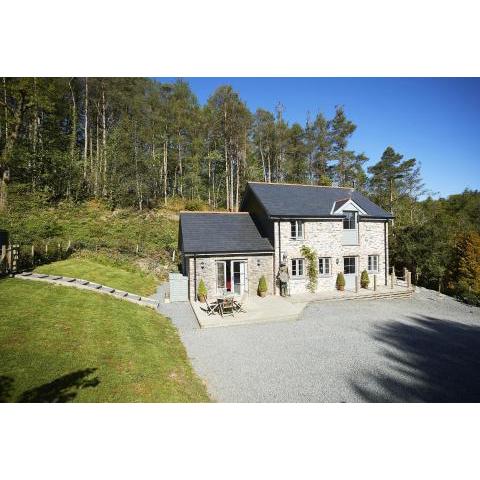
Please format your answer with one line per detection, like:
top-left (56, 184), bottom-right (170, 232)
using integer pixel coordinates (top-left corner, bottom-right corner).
top-left (226, 279), bottom-right (231, 291)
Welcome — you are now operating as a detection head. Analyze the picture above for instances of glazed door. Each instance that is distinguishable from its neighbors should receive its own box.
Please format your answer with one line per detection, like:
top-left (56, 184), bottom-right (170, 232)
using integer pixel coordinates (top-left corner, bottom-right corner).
top-left (232, 261), bottom-right (246, 295)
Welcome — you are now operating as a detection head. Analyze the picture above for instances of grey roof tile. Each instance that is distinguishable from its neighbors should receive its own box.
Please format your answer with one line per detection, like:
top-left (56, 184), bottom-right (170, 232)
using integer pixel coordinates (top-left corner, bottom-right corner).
top-left (246, 182), bottom-right (393, 218)
top-left (180, 212), bottom-right (274, 254)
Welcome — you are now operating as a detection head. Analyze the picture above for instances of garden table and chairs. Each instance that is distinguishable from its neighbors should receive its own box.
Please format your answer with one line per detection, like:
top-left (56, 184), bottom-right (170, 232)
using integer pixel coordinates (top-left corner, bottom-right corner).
top-left (203, 292), bottom-right (245, 317)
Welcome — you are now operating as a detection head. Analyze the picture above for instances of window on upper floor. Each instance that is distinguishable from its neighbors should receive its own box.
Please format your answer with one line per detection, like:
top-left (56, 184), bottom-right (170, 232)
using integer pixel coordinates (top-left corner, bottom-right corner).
top-left (343, 211), bottom-right (357, 230)
top-left (291, 258), bottom-right (304, 277)
top-left (318, 257), bottom-right (331, 276)
top-left (290, 220), bottom-right (304, 239)
top-left (368, 255), bottom-right (379, 273)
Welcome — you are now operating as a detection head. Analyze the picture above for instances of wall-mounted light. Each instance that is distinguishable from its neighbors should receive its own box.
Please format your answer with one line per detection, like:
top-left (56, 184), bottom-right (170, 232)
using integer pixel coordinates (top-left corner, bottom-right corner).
top-left (336, 258), bottom-right (340, 265)
top-left (200, 261), bottom-right (205, 270)
top-left (282, 253), bottom-right (288, 262)
top-left (257, 259), bottom-right (261, 267)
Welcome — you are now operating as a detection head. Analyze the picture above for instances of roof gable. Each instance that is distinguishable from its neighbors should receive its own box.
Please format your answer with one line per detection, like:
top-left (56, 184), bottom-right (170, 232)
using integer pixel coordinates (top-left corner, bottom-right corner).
top-left (245, 182), bottom-right (392, 218)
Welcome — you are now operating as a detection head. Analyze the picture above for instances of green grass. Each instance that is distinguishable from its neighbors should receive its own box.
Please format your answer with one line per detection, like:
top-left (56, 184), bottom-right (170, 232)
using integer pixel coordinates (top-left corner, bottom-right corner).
top-left (35, 256), bottom-right (158, 296)
top-left (0, 278), bottom-right (210, 402)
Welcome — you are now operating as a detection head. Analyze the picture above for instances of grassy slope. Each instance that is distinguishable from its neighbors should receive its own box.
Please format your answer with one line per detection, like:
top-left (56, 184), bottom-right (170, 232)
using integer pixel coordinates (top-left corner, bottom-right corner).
top-left (0, 279), bottom-right (210, 402)
top-left (35, 257), bottom-right (158, 296)
top-left (0, 189), bottom-right (186, 280)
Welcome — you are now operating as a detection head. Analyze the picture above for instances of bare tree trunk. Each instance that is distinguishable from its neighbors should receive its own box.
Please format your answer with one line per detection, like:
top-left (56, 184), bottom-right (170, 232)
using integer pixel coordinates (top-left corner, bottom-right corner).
top-left (163, 138), bottom-right (168, 206)
top-left (83, 78), bottom-right (88, 180)
top-left (68, 78), bottom-right (77, 199)
top-left (178, 132), bottom-right (183, 197)
top-left (208, 151), bottom-right (211, 206)
top-left (102, 84), bottom-right (107, 197)
top-left (224, 104), bottom-right (229, 211)
top-left (95, 114), bottom-right (99, 197)
top-left (259, 141), bottom-right (267, 182)
top-left (134, 126), bottom-right (142, 211)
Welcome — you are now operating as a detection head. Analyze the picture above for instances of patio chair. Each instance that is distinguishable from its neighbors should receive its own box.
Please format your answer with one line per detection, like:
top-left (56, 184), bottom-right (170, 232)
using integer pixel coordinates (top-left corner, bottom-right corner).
top-left (204, 298), bottom-right (220, 316)
top-left (233, 294), bottom-right (246, 313)
top-left (220, 296), bottom-right (235, 317)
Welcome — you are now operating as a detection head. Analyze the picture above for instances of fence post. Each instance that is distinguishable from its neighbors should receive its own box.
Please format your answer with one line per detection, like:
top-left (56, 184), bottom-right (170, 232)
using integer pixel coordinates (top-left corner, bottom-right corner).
top-left (374, 274), bottom-right (377, 291)
top-left (45, 243), bottom-right (48, 255)
top-left (355, 275), bottom-right (360, 293)
top-left (390, 272), bottom-right (395, 289)
top-left (31, 244), bottom-right (35, 267)
top-left (407, 271), bottom-right (411, 289)
top-left (67, 239), bottom-right (71, 250)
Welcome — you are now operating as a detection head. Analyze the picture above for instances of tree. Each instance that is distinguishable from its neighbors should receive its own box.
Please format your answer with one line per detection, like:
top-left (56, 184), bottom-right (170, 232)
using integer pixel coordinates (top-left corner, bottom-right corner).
top-left (368, 146), bottom-right (424, 218)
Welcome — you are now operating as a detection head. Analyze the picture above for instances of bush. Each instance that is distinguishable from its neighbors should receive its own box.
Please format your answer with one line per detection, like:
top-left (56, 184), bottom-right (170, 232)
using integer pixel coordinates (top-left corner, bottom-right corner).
top-left (361, 270), bottom-right (370, 288)
top-left (336, 272), bottom-right (345, 290)
top-left (198, 279), bottom-right (207, 298)
top-left (258, 275), bottom-right (267, 294)
top-left (184, 199), bottom-right (206, 211)
top-left (457, 291), bottom-right (480, 307)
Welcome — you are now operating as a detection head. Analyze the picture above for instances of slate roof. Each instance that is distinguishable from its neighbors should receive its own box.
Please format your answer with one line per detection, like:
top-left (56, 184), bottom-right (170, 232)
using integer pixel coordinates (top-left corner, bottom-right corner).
top-left (245, 182), bottom-right (393, 218)
top-left (179, 212), bottom-right (274, 254)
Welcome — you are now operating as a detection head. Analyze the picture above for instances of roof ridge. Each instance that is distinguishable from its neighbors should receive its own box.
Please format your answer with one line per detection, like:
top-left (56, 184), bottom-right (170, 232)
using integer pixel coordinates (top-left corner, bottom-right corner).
top-left (180, 210), bottom-right (249, 214)
top-left (247, 181), bottom-right (355, 190)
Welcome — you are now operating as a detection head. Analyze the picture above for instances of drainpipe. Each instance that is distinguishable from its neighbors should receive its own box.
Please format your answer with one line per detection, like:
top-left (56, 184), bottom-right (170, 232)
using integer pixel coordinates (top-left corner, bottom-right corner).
top-left (384, 221), bottom-right (389, 286)
top-left (193, 253), bottom-right (197, 301)
top-left (278, 221), bottom-right (282, 296)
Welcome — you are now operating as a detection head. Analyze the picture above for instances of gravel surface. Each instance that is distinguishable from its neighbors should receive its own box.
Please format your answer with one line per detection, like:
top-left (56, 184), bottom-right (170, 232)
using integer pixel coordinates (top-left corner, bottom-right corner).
top-left (160, 289), bottom-right (480, 402)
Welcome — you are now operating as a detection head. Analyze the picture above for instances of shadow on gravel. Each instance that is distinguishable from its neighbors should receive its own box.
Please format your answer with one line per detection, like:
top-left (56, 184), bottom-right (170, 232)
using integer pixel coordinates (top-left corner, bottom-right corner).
top-left (352, 315), bottom-right (480, 402)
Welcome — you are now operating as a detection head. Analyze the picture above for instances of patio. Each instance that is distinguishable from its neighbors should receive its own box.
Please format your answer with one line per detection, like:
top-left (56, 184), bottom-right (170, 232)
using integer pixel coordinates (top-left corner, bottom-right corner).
top-left (190, 283), bottom-right (413, 328)
top-left (191, 294), bottom-right (305, 328)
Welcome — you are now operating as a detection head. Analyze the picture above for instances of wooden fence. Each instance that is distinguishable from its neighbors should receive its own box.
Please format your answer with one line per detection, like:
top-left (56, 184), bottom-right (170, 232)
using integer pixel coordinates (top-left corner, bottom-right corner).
top-left (0, 241), bottom-right (72, 277)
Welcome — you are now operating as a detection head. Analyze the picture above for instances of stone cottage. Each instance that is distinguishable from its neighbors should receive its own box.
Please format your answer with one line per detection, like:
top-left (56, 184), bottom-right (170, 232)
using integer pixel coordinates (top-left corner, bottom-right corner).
top-left (179, 181), bottom-right (393, 300)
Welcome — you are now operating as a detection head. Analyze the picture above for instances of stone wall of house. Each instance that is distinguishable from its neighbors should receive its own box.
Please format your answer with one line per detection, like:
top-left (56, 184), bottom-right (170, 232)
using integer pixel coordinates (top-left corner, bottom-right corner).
top-left (273, 219), bottom-right (387, 294)
top-left (187, 254), bottom-right (274, 301)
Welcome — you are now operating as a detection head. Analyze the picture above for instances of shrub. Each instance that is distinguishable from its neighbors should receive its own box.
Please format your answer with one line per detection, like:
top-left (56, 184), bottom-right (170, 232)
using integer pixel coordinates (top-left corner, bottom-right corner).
top-left (361, 270), bottom-right (369, 288)
top-left (336, 272), bottom-right (345, 290)
top-left (184, 199), bottom-right (205, 211)
top-left (258, 275), bottom-right (267, 294)
top-left (198, 279), bottom-right (207, 298)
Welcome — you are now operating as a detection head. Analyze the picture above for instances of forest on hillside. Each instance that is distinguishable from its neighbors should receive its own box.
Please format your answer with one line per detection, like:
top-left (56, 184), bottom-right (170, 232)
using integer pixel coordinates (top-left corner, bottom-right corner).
top-left (0, 77), bottom-right (479, 303)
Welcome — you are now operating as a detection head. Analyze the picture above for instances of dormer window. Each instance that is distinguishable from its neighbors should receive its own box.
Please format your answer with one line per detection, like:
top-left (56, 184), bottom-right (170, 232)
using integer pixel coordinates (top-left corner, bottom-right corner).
top-left (343, 211), bottom-right (357, 230)
top-left (290, 220), bottom-right (304, 240)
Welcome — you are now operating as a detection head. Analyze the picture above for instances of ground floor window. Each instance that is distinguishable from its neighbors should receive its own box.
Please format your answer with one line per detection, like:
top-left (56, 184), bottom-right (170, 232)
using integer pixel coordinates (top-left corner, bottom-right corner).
top-left (343, 256), bottom-right (356, 274)
top-left (291, 258), bottom-right (304, 277)
top-left (318, 257), bottom-right (331, 275)
top-left (368, 255), bottom-right (379, 272)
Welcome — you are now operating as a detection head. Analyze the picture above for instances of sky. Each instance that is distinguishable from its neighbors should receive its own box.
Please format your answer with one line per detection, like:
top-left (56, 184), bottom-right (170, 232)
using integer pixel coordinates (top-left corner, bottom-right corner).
top-left (155, 78), bottom-right (480, 198)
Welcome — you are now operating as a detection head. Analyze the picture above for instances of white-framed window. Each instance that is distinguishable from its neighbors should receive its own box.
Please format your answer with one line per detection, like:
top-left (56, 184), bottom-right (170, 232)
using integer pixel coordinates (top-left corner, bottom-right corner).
top-left (344, 256), bottom-right (356, 274)
top-left (290, 220), bottom-right (304, 239)
top-left (368, 255), bottom-right (379, 273)
top-left (343, 211), bottom-right (357, 230)
top-left (318, 257), bottom-right (331, 276)
top-left (291, 258), bottom-right (304, 277)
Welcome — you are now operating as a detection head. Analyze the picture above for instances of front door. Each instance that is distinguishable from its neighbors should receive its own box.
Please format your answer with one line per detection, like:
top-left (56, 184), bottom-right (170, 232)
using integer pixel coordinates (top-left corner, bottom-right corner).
top-left (343, 256), bottom-right (357, 290)
top-left (232, 260), bottom-right (247, 295)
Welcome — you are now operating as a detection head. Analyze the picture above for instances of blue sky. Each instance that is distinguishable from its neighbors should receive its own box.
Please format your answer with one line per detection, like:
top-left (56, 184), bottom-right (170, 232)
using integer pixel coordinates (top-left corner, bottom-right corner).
top-left (156, 78), bottom-right (480, 197)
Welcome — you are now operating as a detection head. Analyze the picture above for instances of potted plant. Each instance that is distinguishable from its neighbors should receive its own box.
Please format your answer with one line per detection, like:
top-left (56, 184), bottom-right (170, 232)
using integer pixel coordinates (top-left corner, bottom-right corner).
top-left (336, 272), bottom-right (345, 291)
top-left (257, 275), bottom-right (268, 297)
top-left (361, 270), bottom-right (370, 289)
top-left (197, 279), bottom-right (207, 303)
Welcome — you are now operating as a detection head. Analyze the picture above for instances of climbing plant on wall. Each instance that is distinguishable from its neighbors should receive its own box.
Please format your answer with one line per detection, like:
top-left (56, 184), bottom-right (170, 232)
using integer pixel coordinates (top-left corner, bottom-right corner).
top-left (300, 245), bottom-right (318, 293)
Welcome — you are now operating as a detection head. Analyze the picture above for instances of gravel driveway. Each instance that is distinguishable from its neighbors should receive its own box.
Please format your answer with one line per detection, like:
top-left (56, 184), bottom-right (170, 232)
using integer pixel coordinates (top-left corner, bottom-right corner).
top-left (159, 289), bottom-right (480, 402)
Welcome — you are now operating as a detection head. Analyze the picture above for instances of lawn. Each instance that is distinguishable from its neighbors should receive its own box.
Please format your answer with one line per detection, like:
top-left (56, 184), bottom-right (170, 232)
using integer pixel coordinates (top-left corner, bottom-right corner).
top-left (0, 278), bottom-right (210, 402)
top-left (34, 256), bottom-right (158, 296)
